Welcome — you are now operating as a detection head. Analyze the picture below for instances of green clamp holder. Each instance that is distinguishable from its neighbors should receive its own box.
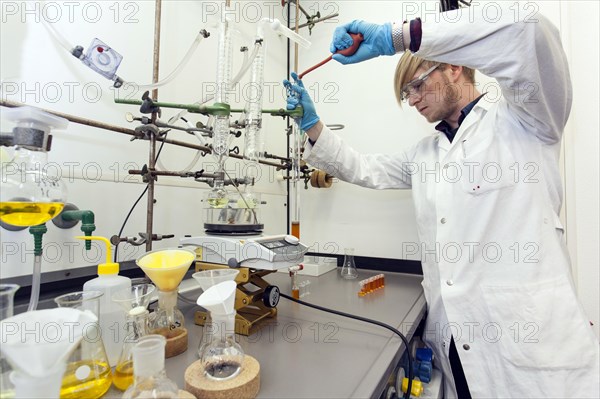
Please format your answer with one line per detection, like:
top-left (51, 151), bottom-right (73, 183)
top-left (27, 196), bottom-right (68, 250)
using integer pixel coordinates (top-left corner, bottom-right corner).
top-left (115, 98), bottom-right (304, 118)
top-left (29, 223), bottom-right (48, 257)
top-left (211, 102), bottom-right (231, 117)
top-left (52, 204), bottom-right (96, 250)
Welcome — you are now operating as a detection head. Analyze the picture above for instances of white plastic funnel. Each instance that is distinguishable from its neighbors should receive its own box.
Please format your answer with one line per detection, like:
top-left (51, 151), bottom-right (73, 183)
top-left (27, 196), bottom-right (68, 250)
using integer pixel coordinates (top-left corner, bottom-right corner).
top-left (196, 281), bottom-right (237, 316)
top-left (0, 308), bottom-right (96, 377)
top-left (192, 269), bottom-right (239, 291)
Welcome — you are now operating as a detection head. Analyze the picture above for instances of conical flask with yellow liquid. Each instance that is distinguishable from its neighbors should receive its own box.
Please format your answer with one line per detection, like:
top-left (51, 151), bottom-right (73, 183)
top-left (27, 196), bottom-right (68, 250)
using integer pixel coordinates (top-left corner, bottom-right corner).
top-left (136, 248), bottom-right (195, 358)
top-left (54, 291), bottom-right (113, 399)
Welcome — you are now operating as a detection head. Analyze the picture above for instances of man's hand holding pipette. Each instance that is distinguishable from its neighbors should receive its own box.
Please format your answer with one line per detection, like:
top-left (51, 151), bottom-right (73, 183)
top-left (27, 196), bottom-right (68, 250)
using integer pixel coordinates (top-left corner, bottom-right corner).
top-left (330, 20), bottom-right (395, 64)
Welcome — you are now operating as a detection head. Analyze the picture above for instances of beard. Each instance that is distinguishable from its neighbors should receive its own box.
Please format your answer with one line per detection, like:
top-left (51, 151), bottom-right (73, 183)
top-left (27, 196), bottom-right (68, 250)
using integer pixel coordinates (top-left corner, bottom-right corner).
top-left (423, 74), bottom-right (463, 123)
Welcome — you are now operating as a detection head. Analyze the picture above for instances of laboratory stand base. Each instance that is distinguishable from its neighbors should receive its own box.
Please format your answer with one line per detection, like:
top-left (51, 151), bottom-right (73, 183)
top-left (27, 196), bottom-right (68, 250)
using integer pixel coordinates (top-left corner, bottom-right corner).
top-left (178, 390), bottom-right (196, 399)
top-left (184, 355), bottom-right (260, 399)
top-left (152, 327), bottom-right (188, 358)
top-left (195, 306), bottom-right (277, 336)
top-left (195, 262), bottom-right (279, 336)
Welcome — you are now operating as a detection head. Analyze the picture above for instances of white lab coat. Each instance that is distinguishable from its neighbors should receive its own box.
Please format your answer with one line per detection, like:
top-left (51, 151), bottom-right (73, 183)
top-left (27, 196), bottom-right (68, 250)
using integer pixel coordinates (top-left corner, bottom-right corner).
top-left (304, 6), bottom-right (600, 399)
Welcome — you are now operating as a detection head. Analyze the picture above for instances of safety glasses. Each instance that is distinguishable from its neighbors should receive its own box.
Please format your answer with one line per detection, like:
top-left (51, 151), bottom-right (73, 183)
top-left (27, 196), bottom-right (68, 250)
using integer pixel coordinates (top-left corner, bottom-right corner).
top-left (400, 63), bottom-right (441, 101)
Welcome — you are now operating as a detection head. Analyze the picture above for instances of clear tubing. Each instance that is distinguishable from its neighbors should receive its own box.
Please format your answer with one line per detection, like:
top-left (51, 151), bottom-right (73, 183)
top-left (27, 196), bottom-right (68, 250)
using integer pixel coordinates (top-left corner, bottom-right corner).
top-left (212, 17), bottom-right (234, 165)
top-left (27, 255), bottom-right (42, 312)
top-left (39, 1), bottom-right (74, 53)
top-left (125, 31), bottom-right (206, 90)
top-left (155, 119), bottom-right (203, 172)
top-left (243, 40), bottom-right (266, 162)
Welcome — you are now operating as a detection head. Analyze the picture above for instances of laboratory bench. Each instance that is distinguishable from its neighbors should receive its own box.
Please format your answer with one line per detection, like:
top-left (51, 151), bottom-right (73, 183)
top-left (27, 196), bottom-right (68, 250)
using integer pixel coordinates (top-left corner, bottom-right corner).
top-left (102, 268), bottom-right (426, 399)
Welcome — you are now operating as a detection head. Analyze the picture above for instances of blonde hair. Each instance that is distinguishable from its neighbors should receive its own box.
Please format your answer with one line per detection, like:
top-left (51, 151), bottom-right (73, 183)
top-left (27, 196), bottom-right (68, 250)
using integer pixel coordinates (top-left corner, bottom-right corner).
top-left (394, 52), bottom-right (476, 106)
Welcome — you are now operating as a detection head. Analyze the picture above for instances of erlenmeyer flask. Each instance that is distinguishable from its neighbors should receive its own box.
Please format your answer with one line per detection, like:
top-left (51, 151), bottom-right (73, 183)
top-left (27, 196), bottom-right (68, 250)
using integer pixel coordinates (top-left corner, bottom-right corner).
top-left (0, 284), bottom-right (19, 398)
top-left (111, 284), bottom-right (155, 391)
top-left (54, 291), bottom-right (113, 399)
top-left (340, 248), bottom-right (359, 279)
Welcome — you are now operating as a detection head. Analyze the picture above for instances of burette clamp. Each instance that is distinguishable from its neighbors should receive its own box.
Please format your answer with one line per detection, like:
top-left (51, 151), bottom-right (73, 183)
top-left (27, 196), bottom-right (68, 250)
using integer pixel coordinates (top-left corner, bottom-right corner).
top-left (140, 91), bottom-right (161, 116)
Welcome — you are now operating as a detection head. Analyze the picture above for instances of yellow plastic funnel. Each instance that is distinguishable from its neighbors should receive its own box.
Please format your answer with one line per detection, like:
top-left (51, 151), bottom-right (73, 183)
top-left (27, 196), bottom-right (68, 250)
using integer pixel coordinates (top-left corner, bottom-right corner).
top-left (136, 248), bottom-right (195, 291)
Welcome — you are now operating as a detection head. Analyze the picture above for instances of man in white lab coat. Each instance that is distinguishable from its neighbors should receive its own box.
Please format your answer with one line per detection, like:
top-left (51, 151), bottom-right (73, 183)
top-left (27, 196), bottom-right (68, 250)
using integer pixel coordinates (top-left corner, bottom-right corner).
top-left (284, 5), bottom-right (600, 399)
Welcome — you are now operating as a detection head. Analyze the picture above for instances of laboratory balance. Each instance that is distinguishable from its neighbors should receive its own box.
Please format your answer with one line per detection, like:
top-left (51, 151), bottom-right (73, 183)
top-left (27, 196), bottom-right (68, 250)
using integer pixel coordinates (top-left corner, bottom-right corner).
top-left (180, 193), bottom-right (308, 335)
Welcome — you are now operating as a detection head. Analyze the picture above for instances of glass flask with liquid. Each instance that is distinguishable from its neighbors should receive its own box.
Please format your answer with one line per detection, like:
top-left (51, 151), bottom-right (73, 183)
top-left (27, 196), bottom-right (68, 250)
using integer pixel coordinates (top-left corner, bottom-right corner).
top-left (340, 247), bottom-right (359, 279)
top-left (0, 284), bottom-right (19, 399)
top-left (0, 106), bottom-right (68, 227)
top-left (54, 291), bottom-right (113, 399)
top-left (122, 335), bottom-right (179, 399)
top-left (206, 183), bottom-right (228, 209)
top-left (197, 281), bottom-right (244, 381)
top-left (111, 284), bottom-right (155, 391)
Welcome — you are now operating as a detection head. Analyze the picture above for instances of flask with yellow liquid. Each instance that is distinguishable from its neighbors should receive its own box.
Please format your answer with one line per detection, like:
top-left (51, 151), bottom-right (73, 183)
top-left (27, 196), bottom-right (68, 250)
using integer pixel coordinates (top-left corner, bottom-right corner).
top-left (54, 291), bottom-right (113, 399)
top-left (0, 106), bottom-right (68, 227)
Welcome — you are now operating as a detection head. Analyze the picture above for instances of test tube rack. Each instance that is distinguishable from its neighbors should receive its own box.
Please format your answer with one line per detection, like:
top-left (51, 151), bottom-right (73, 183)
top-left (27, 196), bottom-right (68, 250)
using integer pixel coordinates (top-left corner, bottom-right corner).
top-left (358, 274), bottom-right (385, 297)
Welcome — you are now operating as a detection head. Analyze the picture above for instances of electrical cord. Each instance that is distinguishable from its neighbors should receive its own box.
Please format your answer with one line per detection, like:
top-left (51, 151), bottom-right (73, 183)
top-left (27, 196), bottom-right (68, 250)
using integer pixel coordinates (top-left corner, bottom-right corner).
top-left (114, 132), bottom-right (169, 262)
top-left (280, 293), bottom-right (414, 399)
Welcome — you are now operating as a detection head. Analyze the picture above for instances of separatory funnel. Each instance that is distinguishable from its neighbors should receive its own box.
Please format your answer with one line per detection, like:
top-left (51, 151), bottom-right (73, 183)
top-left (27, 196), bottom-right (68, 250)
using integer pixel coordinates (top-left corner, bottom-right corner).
top-left (136, 248), bottom-right (195, 358)
top-left (54, 291), bottom-right (113, 399)
top-left (111, 284), bottom-right (155, 391)
top-left (0, 106), bottom-right (68, 227)
top-left (197, 281), bottom-right (244, 380)
top-left (0, 308), bottom-right (96, 399)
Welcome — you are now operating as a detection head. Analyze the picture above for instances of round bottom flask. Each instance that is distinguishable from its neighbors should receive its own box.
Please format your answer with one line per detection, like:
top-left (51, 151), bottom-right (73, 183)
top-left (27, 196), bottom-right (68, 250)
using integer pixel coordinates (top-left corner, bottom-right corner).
top-left (200, 313), bottom-right (244, 380)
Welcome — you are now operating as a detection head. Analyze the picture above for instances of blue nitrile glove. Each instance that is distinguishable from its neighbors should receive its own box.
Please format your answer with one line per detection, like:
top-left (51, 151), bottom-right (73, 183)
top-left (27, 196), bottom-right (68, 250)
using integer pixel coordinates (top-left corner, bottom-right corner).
top-left (330, 20), bottom-right (394, 64)
top-left (282, 72), bottom-right (320, 131)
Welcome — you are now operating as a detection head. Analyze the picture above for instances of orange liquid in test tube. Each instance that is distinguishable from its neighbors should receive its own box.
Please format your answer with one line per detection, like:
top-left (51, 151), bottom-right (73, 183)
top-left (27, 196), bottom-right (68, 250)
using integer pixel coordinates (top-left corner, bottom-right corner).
top-left (291, 221), bottom-right (300, 239)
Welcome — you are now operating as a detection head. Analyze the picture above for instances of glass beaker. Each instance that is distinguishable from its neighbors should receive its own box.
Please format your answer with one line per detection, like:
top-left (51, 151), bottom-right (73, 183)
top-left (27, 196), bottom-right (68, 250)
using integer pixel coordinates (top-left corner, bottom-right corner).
top-left (111, 284), bottom-right (155, 391)
top-left (340, 248), bottom-right (359, 279)
top-left (122, 335), bottom-right (179, 399)
top-left (0, 284), bottom-right (19, 399)
top-left (54, 291), bottom-right (112, 399)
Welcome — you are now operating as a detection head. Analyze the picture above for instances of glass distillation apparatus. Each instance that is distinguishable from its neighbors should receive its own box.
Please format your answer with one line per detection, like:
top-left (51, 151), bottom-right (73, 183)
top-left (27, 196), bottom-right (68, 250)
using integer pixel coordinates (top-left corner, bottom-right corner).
top-left (0, 106), bottom-right (69, 313)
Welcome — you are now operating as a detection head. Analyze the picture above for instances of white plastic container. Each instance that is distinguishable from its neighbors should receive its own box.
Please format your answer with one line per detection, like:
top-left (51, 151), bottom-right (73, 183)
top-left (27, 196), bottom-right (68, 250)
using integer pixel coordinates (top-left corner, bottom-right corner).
top-left (80, 236), bottom-right (131, 367)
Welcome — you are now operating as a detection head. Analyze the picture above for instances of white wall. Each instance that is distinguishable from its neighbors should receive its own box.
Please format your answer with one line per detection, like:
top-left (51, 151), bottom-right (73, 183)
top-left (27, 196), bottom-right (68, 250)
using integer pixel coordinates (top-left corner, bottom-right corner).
top-left (560, 1), bottom-right (600, 338)
top-left (1, 1), bottom-right (292, 278)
